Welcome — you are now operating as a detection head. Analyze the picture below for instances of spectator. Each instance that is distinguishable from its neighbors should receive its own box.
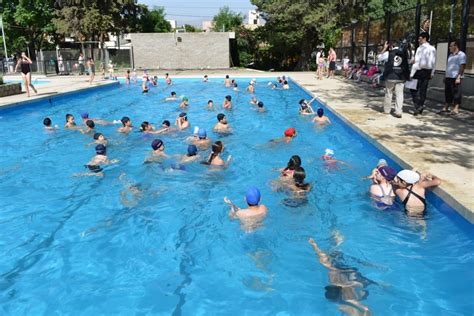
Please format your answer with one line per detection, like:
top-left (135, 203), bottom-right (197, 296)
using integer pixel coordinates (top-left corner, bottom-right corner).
top-left (327, 48), bottom-right (337, 78)
top-left (410, 32), bottom-right (436, 116)
top-left (78, 53), bottom-right (85, 75)
top-left (438, 41), bottom-right (466, 116)
top-left (342, 55), bottom-right (350, 77)
top-left (377, 40), bottom-right (410, 118)
top-left (347, 60), bottom-right (367, 81)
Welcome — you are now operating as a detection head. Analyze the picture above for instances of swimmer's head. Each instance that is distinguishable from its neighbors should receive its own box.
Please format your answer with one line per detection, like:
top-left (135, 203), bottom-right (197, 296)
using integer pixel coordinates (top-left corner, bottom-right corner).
top-left (257, 101), bottom-right (264, 108)
top-left (81, 112), bottom-right (89, 119)
top-left (325, 148), bottom-right (334, 156)
top-left (284, 127), bottom-right (297, 137)
top-left (198, 129), bottom-right (207, 139)
top-left (43, 117), bottom-right (52, 127)
top-left (225, 75), bottom-right (229, 79)
top-left (93, 132), bottom-right (104, 140)
top-left (193, 126), bottom-right (200, 135)
top-left (208, 100), bottom-right (214, 105)
top-left (66, 114), bottom-right (74, 122)
top-left (151, 139), bottom-right (164, 151)
top-left (182, 96), bottom-right (189, 102)
top-left (121, 116), bottom-right (131, 126)
top-left (140, 121), bottom-right (150, 131)
top-left (283, 80), bottom-right (288, 84)
top-left (95, 144), bottom-right (106, 155)
top-left (299, 99), bottom-right (306, 105)
top-left (179, 112), bottom-right (187, 121)
top-left (293, 166), bottom-right (307, 185)
top-left (286, 155), bottom-right (302, 170)
top-left (212, 141), bottom-right (224, 154)
top-left (171, 91), bottom-right (176, 96)
top-left (187, 144), bottom-right (198, 156)
top-left (204, 75), bottom-right (208, 78)
top-left (162, 120), bottom-right (171, 127)
top-left (217, 113), bottom-right (226, 123)
top-left (225, 95), bottom-right (232, 101)
top-left (86, 120), bottom-right (95, 129)
top-left (317, 108), bottom-right (324, 117)
top-left (246, 187), bottom-right (261, 206)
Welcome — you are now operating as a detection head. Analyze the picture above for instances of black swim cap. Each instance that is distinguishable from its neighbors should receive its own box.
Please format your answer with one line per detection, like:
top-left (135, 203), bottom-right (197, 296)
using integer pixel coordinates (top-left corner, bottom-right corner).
top-left (66, 114), bottom-right (73, 121)
top-left (171, 91), bottom-right (176, 96)
top-left (257, 101), bottom-right (264, 108)
top-left (95, 144), bottom-right (106, 155)
top-left (162, 120), bottom-right (171, 127)
top-left (93, 132), bottom-right (103, 140)
top-left (299, 99), bottom-right (306, 105)
top-left (121, 116), bottom-right (130, 125)
top-left (217, 113), bottom-right (225, 121)
top-left (179, 112), bottom-right (187, 118)
top-left (208, 100), bottom-right (213, 104)
top-left (225, 95), bottom-right (232, 101)
top-left (151, 139), bottom-right (163, 150)
top-left (86, 120), bottom-right (95, 129)
top-left (43, 117), bottom-right (52, 126)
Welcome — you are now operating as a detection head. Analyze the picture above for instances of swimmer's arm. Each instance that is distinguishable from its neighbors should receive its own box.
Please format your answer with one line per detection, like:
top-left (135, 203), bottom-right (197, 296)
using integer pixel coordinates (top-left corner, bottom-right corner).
top-left (307, 97), bottom-right (318, 106)
top-left (308, 238), bottom-right (333, 269)
top-left (420, 174), bottom-right (441, 188)
top-left (224, 155), bottom-right (232, 168)
top-left (224, 197), bottom-right (240, 218)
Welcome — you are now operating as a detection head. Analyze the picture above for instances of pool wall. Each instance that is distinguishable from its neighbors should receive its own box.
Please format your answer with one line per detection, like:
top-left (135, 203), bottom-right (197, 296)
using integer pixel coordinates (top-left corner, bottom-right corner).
top-left (291, 77), bottom-right (474, 226)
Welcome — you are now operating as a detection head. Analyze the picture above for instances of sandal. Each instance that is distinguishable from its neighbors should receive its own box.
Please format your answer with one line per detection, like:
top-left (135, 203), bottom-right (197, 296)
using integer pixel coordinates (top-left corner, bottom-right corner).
top-left (436, 109), bottom-right (450, 115)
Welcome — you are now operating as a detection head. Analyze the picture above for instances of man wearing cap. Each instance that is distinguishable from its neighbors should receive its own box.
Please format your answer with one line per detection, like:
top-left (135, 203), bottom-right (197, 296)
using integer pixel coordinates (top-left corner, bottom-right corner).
top-left (369, 166), bottom-right (397, 208)
top-left (394, 170), bottom-right (441, 216)
top-left (224, 187), bottom-right (268, 232)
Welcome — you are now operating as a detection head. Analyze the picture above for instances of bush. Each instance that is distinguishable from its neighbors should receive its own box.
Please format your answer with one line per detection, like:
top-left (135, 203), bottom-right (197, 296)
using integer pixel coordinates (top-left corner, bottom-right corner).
top-left (0, 76), bottom-right (3, 85)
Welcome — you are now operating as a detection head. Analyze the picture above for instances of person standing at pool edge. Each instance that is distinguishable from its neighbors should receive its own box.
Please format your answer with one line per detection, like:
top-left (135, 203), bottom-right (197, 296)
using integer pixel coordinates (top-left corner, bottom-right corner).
top-left (15, 52), bottom-right (37, 97)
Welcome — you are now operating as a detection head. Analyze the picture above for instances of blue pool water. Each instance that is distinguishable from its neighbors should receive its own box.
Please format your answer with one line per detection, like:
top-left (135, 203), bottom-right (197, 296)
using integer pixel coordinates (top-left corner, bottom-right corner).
top-left (5, 79), bottom-right (51, 85)
top-left (0, 78), bottom-right (473, 315)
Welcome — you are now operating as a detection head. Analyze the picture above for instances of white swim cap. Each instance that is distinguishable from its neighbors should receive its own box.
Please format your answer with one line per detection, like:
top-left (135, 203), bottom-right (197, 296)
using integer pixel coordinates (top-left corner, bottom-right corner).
top-left (193, 126), bottom-right (199, 135)
top-left (325, 149), bottom-right (334, 156)
top-left (397, 170), bottom-right (420, 184)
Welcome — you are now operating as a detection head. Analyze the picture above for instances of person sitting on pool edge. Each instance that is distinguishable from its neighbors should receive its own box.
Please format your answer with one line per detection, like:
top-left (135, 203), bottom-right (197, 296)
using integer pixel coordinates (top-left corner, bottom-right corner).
top-left (271, 127), bottom-right (297, 143)
top-left (224, 187), bottom-right (268, 232)
top-left (93, 132), bottom-right (108, 145)
top-left (203, 141), bottom-right (231, 166)
top-left (394, 169), bottom-right (441, 217)
top-left (117, 116), bottom-right (133, 133)
top-left (84, 144), bottom-right (119, 176)
top-left (299, 97), bottom-right (317, 115)
top-left (193, 128), bottom-right (212, 150)
top-left (179, 96), bottom-right (189, 109)
top-left (43, 117), bottom-right (58, 130)
top-left (223, 95), bottom-right (232, 110)
top-left (312, 108), bottom-right (332, 125)
top-left (369, 165), bottom-right (397, 209)
top-left (165, 91), bottom-right (177, 101)
top-left (175, 112), bottom-right (190, 130)
top-left (213, 113), bottom-right (231, 133)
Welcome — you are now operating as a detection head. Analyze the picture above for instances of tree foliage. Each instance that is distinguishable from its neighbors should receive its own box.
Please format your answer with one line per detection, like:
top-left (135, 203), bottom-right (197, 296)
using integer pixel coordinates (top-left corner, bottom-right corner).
top-left (139, 7), bottom-right (172, 33)
top-left (212, 6), bottom-right (243, 32)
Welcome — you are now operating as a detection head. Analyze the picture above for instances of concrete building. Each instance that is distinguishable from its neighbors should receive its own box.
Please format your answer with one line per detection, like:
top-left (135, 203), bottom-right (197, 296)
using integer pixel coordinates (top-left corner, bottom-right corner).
top-left (167, 20), bottom-right (177, 29)
top-left (202, 20), bottom-right (214, 32)
top-left (244, 10), bottom-right (265, 30)
top-left (129, 32), bottom-right (234, 69)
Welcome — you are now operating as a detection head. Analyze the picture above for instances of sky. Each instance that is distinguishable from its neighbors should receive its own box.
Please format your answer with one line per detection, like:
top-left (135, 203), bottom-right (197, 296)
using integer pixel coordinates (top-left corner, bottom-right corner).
top-left (139, 0), bottom-right (256, 27)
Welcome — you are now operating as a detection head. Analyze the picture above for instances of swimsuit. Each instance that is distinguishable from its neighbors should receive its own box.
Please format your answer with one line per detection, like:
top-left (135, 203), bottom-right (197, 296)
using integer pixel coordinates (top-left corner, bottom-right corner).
top-left (85, 164), bottom-right (103, 173)
top-left (402, 185), bottom-right (426, 213)
top-left (375, 184), bottom-right (394, 208)
top-left (21, 62), bottom-right (31, 75)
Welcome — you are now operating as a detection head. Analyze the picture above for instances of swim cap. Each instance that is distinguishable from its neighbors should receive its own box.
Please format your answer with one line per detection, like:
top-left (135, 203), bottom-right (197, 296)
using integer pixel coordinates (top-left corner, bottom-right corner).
top-left (121, 116), bottom-right (130, 125)
top-left (171, 91), bottom-right (176, 96)
top-left (317, 108), bottom-right (324, 117)
top-left (208, 99), bottom-right (213, 104)
top-left (257, 101), bottom-right (264, 108)
top-left (325, 148), bottom-right (334, 156)
top-left (179, 112), bottom-right (187, 118)
top-left (299, 99), bottom-right (306, 105)
top-left (377, 159), bottom-right (388, 167)
top-left (81, 112), bottom-right (89, 119)
top-left (93, 132), bottom-right (103, 140)
top-left (246, 187), bottom-right (261, 206)
top-left (95, 144), bottom-right (106, 155)
top-left (217, 113), bottom-right (225, 121)
top-left (397, 170), bottom-right (420, 184)
top-left (181, 96), bottom-right (188, 101)
top-left (284, 128), bottom-right (296, 137)
top-left (86, 120), bottom-right (95, 129)
top-left (198, 129), bottom-right (207, 139)
top-left (162, 120), bottom-right (171, 127)
top-left (225, 95), bottom-right (232, 101)
top-left (43, 117), bottom-right (52, 126)
top-left (187, 144), bottom-right (198, 156)
top-left (378, 166), bottom-right (397, 181)
top-left (193, 126), bottom-right (200, 135)
top-left (151, 139), bottom-right (164, 150)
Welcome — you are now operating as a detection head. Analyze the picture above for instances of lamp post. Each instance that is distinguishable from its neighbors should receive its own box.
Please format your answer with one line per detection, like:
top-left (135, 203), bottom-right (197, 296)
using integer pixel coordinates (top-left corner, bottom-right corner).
top-left (0, 14), bottom-right (8, 60)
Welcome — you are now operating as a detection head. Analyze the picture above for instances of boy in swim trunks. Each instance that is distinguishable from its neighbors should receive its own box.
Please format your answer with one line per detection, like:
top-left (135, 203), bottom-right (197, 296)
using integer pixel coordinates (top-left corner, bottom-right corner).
top-left (224, 187), bottom-right (268, 232)
top-left (312, 108), bottom-right (332, 125)
top-left (117, 116), bottom-right (133, 133)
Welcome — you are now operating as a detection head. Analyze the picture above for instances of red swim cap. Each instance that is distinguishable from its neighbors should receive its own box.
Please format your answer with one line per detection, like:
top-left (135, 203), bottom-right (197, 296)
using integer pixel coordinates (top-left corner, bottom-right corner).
top-left (284, 128), bottom-right (296, 137)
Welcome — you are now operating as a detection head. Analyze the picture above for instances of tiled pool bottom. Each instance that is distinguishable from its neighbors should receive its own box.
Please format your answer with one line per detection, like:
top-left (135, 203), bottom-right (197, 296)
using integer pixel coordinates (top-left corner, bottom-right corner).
top-left (0, 79), bottom-right (472, 315)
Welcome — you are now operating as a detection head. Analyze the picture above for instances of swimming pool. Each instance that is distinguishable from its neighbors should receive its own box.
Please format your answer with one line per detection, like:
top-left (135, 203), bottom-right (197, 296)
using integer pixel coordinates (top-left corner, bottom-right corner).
top-left (0, 78), bottom-right (472, 315)
top-left (4, 78), bottom-right (51, 85)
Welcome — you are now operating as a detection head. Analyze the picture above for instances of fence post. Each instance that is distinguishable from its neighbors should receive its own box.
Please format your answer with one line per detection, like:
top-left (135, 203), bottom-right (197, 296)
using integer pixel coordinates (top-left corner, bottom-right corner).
top-left (351, 25), bottom-right (355, 62)
top-left (386, 12), bottom-right (392, 43)
top-left (415, 0), bottom-right (422, 47)
top-left (131, 46), bottom-right (135, 69)
top-left (460, 0), bottom-right (470, 52)
top-left (365, 19), bottom-right (370, 62)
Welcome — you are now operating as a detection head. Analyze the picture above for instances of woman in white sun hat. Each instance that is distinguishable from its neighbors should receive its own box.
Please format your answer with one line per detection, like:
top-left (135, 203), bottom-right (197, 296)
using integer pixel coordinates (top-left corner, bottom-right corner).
top-left (394, 169), bottom-right (441, 216)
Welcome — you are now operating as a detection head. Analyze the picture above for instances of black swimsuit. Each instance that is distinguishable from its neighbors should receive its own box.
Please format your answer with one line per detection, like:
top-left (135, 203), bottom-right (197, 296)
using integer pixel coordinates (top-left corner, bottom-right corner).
top-left (402, 185), bottom-right (426, 213)
top-left (20, 62), bottom-right (31, 75)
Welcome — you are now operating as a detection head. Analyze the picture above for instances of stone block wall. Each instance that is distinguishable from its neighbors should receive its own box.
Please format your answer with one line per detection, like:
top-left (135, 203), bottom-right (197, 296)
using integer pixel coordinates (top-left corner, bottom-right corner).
top-left (0, 83), bottom-right (22, 97)
top-left (129, 32), bottom-right (231, 69)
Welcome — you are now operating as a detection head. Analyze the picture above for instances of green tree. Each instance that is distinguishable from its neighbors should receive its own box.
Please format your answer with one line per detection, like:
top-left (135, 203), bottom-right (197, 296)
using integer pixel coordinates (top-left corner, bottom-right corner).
top-left (184, 24), bottom-right (201, 32)
top-left (212, 6), bottom-right (243, 32)
top-left (139, 6), bottom-right (172, 32)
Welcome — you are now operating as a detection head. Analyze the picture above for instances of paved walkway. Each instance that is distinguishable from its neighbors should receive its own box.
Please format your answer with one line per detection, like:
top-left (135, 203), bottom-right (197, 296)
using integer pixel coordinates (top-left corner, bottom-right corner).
top-left (2, 71), bottom-right (472, 222)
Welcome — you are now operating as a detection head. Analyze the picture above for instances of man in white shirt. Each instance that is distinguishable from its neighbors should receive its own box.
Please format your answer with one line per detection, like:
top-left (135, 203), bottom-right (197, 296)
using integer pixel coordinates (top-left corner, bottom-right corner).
top-left (439, 41), bottom-right (466, 115)
top-left (409, 32), bottom-right (436, 116)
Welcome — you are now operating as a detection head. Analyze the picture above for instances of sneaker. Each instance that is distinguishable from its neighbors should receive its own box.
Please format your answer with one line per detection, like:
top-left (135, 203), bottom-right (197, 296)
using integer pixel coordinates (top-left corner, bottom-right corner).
top-left (392, 113), bottom-right (402, 118)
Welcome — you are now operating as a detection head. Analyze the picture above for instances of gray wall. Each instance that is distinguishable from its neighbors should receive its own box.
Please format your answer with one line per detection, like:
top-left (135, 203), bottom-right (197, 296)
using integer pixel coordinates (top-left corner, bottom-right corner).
top-left (129, 33), bottom-right (231, 69)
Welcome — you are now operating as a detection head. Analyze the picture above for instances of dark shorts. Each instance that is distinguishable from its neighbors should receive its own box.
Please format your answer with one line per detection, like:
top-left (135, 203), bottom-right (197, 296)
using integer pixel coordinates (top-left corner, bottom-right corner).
top-left (329, 61), bottom-right (336, 71)
top-left (445, 78), bottom-right (462, 105)
top-left (86, 164), bottom-right (103, 173)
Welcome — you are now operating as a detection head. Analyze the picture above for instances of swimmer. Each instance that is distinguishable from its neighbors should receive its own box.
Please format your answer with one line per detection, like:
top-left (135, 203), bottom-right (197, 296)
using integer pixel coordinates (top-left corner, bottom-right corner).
top-left (117, 116), bottom-right (133, 133)
top-left (282, 80), bottom-right (290, 90)
top-left (80, 112), bottom-right (117, 125)
top-left (155, 120), bottom-right (178, 134)
top-left (213, 113), bottom-right (231, 133)
top-left (165, 91), bottom-right (177, 101)
top-left (250, 96), bottom-right (258, 105)
top-left (140, 121), bottom-right (164, 134)
top-left (223, 95), bottom-right (232, 110)
top-left (369, 165), bottom-right (396, 208)
top-left (81, 144), bottom-right (118, 176)
top-left (43, 117), bottom-right (58, 130)
top-left (288, 166), bottom-right (312, 193)
top-left (207, 100), bottom-right (214, 110)
top-left (277, 155), bottom-right (302, 179)
top-left (299, 97), bottom-right (317, 115)
top-left (93, 132), bottom-right (108, 145)
top-left (165, 73), bottom-right (172, 85)
top-left (80, 119), bottom-right (95, 134)
top-left (224, 74), bottom-right (231, 87)
top-left (142, 70), bottom-right (148, 82)
top-left (175, 112), bottom-right (190, 130)
top-left (203, 74), bottom-right (209, 82)
top-left (394, 169), bottom-right (441, 217)
top-left (187, 126), bottom-right (200, 142)
top-left (193, 129), bottom-right (212, 150)
top-left (64, 114), bottom-right (80, 129)
top-left (224, 187), bottom-right (268, 232)
top-left (152, 76), bottom-right (158, 86)
top-left (312, 108), bottom-right (332, 125)
top-left (232, 81), bottom-right (239, 91)
top-left (363, 159), bottom-right (388, 184)
top-left (142, 80), bottom-right (149, 93)
top-left (246, 81), bottom-right (255, 93)
top-left (256, 101), bottom-right (266, 112)
top-left (271, 127), bottom-right (297, 143)
top-left (125, 69), bottom-right (130, 84)
top-left (202, 141), bottom-right (232, 166)
top-left (179, 144), bottom-right (200, 163)
top-left (144, 139), bottom-right (169, 163)
top-left (179, 97), bottom-right (189, 109)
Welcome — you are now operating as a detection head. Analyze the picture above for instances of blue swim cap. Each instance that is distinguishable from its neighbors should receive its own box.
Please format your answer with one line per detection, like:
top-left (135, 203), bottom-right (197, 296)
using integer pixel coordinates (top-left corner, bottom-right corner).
top-left (198, 129), bottom-right (207, 139)
top-left (151, 139), bottom-right (163, 150)
top-left (246, 187), bottom-right (261, 206)
top-left (187, 144), bottom-right (198, 156)
top-left (317, 108), bottom-right (324, 117)
top-left (81, 112), bottom-right (89, 119)
top-left (95, 144), bottom-right (106, 155)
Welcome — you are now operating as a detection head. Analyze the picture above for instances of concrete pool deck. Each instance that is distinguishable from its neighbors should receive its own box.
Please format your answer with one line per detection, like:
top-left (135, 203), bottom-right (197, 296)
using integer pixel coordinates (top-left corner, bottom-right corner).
top-left (1, 71), bottom-right (472, 223)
